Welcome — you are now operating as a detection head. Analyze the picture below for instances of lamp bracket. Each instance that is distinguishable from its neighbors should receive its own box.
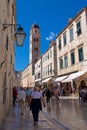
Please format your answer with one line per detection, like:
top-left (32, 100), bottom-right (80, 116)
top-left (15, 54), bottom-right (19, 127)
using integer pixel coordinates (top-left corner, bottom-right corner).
top-left (0, 60), bottom-right (5, 69)
top-left (2, 24), bottom-right (21, 30)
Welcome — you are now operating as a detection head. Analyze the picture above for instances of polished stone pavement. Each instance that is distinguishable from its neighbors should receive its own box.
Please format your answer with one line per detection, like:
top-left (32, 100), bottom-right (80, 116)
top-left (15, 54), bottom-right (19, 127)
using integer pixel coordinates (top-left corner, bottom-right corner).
top-left (0, 104), bottom-right (64, 130)
top-left (0, 97), bottom-right (87, 130)
top-left (44, 97), bottom-right (87, 130)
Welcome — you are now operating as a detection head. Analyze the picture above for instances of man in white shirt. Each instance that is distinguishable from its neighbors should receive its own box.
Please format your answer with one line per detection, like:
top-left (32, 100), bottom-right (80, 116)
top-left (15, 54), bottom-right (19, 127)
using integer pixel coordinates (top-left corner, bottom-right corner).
top-left (18, 87), bottom-right (26, 115)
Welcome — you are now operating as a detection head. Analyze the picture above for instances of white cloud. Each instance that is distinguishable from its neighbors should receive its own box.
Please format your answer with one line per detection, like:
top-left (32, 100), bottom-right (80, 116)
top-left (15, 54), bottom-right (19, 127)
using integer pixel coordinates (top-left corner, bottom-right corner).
top-left (46, 32), bottom-right (56, 41)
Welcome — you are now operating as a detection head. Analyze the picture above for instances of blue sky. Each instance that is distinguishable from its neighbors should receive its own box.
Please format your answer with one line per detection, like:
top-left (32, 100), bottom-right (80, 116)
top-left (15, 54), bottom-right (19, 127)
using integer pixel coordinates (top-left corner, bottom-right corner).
top-left (15, 0), bottom-right (87, 71)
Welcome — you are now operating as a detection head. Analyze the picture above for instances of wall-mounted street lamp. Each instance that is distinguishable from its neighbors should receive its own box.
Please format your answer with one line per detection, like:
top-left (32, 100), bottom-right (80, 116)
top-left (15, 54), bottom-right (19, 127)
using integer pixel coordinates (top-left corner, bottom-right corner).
top-left (2, 24), bottom-right (26, 46)
top-left (0, 23), bottom-right (26, 69)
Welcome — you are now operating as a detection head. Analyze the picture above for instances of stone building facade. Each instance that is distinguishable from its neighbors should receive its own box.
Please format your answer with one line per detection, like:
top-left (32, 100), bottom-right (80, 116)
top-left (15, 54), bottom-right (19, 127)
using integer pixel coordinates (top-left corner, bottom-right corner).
top-left (13, 71), bottom-right (21, 87)
top-left (41, 41), bottom-right (57, 83)
top-left (21, 7), bottom-right (87, 90)
top-left (20, 65), bottom-right (30, 87)
top-left (0, 0), bottom-right (16, 125)
top-left (56, 7), bottom-right (87, 88)
top-left (56, 7), bottom-right (87, 76)
top-left (35, 56), bottom-right (42, 84)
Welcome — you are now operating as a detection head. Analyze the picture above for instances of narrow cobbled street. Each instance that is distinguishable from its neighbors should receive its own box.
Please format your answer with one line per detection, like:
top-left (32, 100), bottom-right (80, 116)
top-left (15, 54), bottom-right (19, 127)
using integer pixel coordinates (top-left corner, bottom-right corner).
top-left (0, 97), bottom-right (87, 130)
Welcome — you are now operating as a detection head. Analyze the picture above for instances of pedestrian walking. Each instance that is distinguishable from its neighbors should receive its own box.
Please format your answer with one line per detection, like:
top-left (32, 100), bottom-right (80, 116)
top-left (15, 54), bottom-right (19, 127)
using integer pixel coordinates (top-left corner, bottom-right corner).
top-left (12, 86), bottom-right (18, 107)
top-left (45, 87), bottom-right (51, 103)
top-left (29, 86), bottom-right (46, 126)
top-left (78, 80), bottom-right (87, 102)
top-left (17, 87), bottom-right (26, 115)
top-left (25, 87), bottom-right (32, 108)
top-left (53, 87), bottom-right (60, 103)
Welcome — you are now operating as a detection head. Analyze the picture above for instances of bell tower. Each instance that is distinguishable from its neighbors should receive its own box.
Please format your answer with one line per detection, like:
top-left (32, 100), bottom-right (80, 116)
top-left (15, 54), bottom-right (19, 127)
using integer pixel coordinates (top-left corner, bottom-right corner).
top-left (29, 24), bottom-right (40, 75)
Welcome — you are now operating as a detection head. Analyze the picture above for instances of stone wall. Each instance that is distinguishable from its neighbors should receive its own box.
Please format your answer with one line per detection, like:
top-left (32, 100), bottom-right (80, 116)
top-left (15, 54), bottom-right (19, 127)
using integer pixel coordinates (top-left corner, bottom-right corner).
top-left (0, 0), bottom-right (16, 125)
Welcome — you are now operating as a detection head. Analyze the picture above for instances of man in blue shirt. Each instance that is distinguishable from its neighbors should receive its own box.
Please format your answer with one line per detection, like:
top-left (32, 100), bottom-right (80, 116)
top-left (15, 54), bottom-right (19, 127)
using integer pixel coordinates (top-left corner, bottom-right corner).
top-left (25, 87), bottom-right (32, 107)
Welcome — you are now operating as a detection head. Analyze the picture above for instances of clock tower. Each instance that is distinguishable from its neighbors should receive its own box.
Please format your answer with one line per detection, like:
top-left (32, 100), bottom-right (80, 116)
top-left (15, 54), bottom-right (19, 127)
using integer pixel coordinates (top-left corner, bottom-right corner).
top-left (29, 24), bottom-right (40, 75)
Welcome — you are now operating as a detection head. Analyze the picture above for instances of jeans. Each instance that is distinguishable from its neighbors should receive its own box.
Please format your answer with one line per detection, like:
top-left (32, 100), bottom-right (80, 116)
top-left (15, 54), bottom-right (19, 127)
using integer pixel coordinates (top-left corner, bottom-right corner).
top-left (32, 107), bottom-right (39, 122)
top-left (13, 96), bottom-right (16, 106)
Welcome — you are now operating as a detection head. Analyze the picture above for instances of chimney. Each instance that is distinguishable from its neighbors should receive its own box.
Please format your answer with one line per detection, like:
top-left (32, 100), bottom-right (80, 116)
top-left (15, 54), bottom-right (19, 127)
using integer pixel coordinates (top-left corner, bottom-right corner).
top-left (68, 18), bottom-right (73, 24)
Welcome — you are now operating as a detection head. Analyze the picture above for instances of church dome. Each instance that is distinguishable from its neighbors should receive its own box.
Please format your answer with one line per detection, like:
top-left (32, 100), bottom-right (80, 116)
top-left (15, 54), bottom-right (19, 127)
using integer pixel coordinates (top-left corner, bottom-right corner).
top-left (31, 24), bottom-right (39, 29)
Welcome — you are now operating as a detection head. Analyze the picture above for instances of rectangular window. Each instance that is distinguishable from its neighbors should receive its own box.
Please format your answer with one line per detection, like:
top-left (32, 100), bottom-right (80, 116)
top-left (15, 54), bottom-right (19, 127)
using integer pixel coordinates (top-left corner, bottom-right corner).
top-left (64, 55), bottom-right (68, 68)
top-left (34, 47), bottom-right (38, 51)
top-left (35, 75), bottom-right (36, 80)
top-left (34, 38), bottom-right (36, 42)
top-left (58, 38), bottom-right (61, 50)
top-left (3, 72), bottom-right (7, 104)
top-left (35, 30), bottom-right (37, 33)
top-left (6, 35), bottom-right (8, 50)
top-left (46, 68), bottom-right (48, 75)
top-left (48, 65), bottom-right (49, 75)
top-left (49, 63), bottom-right (52, 74)
top-left (78, 47), bottom-right (83, 62)
top-left (59, 57), bottom-right (63, 69)
top-left (38, 73), bottom-right (40, 78)
top-left (45, 55), bottom-right (47, 61)
top-left (71, 51), bottom-right (75, 65)
top-left (50, 50), bottom-right (52, 58)
top-left (63, 32), bottom-right (67, 46)
top-left (76, 21), bottom-right (81, 36)
top-left (42, 57), bottom-right (44, 63)
top-left (37, 38), bottom-right (38, 42)
top-left (47, 53), bottom-right (49, 59)
top-left (8, 0), bottom-right (10, 3)
top-left (69, 27), bottom-right (74, 42)
top-left (10, 54), bottom-right (12, 64)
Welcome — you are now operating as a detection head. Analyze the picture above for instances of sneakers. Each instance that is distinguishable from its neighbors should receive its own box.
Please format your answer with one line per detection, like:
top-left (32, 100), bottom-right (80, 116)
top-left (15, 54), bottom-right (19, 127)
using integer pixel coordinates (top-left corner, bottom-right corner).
top-left (33, 122), bottom-right (38, 126)
top-left (21, 113), bottom-right (23, 115)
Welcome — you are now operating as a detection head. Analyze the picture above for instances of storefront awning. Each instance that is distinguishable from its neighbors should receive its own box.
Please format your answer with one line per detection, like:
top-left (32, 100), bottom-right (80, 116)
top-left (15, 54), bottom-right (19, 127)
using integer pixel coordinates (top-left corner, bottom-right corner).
top-left (62, 70), bottom-right (87, 83)
top-left (54, 75), bottom-right (68, 82)
top-left (42, 77), bottom-right (52, 83)
top-left (35, 79), bottom-right (41, 82)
